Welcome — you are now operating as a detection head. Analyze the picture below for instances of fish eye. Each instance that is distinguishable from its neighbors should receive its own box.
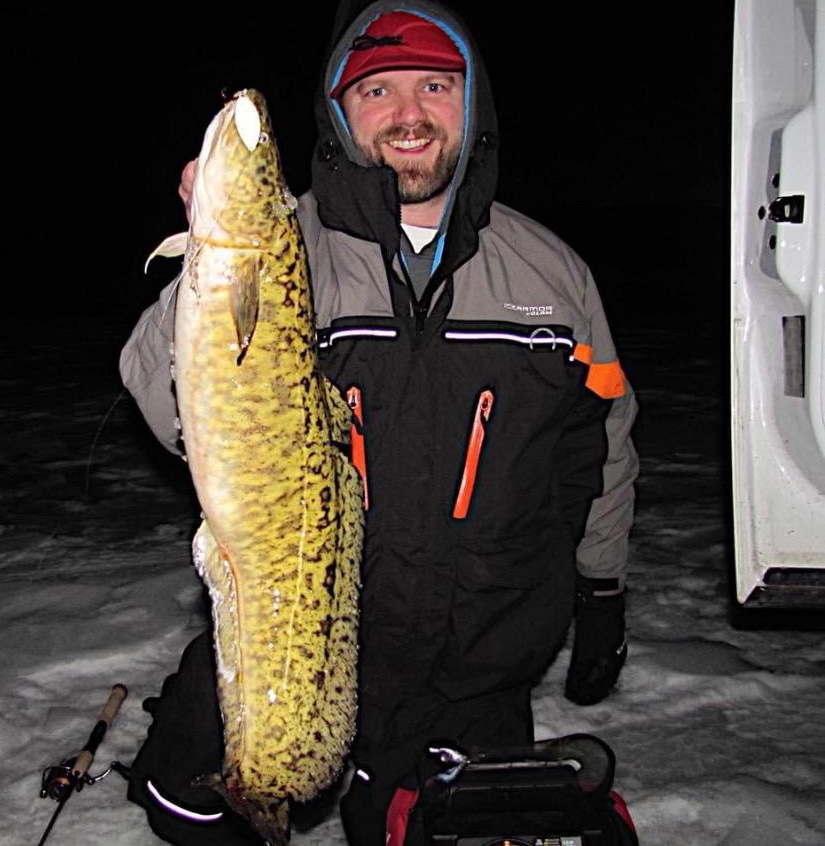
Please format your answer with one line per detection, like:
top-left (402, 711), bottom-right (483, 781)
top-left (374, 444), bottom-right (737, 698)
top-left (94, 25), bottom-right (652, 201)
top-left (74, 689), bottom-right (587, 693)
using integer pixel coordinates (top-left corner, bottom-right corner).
top-left (259, 132), bottom-right (269, 143)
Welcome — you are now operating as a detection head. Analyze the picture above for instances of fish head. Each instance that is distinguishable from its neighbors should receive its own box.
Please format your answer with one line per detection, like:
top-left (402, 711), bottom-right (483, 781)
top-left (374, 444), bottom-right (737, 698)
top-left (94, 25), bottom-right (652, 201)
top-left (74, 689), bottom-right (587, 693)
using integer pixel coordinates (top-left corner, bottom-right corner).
top-left (191, 89), bottom-right (296, 247)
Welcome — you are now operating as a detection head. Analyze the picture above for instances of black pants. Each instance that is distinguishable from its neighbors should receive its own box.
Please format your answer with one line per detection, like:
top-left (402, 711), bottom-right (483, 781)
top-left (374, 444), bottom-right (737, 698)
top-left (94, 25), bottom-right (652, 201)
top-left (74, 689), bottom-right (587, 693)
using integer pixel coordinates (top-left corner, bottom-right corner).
top-left (126, 632), bottom-right (265, 846)
top-left (126, 632), bottom-right (534, 846)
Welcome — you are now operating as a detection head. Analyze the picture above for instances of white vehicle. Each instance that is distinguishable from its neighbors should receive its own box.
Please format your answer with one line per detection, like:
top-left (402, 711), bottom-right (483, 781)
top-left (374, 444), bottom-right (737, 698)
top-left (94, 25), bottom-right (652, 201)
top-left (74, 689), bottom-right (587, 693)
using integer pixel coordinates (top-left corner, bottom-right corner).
top-left (731, 0), bottom-right (825, 606)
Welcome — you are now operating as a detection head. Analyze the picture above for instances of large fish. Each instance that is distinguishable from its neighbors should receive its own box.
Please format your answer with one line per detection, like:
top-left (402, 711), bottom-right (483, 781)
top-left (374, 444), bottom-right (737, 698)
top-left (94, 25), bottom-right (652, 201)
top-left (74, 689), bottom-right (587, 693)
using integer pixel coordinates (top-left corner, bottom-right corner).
top-left (166, 89), bottom-right (362, 844)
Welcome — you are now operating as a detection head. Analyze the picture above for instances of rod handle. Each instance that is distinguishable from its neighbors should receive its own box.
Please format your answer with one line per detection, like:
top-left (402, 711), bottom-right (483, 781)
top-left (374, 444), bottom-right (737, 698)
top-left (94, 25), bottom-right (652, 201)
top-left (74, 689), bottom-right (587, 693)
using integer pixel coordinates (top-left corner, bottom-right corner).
top-left (98, 684), bottom-right (128, 726)
top-left (72, 684), bottom-right (128, 778)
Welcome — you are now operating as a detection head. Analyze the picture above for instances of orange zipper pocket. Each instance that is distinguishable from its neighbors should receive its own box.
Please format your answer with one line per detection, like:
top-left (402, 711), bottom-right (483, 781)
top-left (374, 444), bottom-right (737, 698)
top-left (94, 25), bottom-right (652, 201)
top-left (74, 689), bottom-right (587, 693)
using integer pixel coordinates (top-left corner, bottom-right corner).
top-left (452, 389), bottom-right (495, 519)
top-left (346, 386), bottom-right (369, 510)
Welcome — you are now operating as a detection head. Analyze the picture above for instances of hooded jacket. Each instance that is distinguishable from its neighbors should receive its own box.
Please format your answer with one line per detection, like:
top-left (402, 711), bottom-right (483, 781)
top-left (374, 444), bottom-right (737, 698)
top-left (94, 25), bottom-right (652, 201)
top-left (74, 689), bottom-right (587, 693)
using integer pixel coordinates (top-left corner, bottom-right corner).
top-left (120, 0), bottom-right (637, 711)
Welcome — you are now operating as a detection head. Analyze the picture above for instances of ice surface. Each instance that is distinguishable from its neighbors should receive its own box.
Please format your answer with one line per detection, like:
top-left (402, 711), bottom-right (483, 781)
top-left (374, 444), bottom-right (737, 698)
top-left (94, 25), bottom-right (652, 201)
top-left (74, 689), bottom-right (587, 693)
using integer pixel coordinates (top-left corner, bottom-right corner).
top-left (2, 323), bottom-right (823, 846)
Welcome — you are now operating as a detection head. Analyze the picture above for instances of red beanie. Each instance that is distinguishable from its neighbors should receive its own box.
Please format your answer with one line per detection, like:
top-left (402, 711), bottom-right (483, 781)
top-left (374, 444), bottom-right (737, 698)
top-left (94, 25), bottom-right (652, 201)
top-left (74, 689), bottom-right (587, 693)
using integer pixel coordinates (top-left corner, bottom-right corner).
top-left (331, 11), bottom-right (466, 99)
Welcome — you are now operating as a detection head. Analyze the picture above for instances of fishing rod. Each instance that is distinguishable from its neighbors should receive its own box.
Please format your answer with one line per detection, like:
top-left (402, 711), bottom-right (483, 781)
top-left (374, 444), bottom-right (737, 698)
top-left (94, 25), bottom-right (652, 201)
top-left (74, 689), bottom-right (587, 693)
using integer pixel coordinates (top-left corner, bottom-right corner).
top-left (37, 683), bottom-right (128, 846)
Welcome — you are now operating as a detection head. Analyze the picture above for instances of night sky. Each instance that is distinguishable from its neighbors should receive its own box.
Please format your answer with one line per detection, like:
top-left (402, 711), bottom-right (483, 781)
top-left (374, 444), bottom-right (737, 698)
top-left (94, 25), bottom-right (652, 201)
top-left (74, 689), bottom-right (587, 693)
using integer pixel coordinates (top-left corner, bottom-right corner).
top-left (13, 1), bottom-right (734, 339)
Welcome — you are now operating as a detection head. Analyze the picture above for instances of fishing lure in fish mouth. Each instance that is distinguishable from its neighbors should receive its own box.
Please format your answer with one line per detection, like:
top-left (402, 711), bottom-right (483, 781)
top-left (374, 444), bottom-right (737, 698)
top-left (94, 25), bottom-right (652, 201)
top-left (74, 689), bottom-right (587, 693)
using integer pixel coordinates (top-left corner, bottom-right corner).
top-left (164, 89), bottom-right (363, 845)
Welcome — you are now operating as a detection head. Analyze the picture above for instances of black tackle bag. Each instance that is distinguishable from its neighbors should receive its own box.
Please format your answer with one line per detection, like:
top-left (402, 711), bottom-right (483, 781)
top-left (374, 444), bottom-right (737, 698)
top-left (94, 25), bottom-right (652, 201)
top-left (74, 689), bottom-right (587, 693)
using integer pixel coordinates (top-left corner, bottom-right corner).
top-left (390, 734), bottom-right (639, 846)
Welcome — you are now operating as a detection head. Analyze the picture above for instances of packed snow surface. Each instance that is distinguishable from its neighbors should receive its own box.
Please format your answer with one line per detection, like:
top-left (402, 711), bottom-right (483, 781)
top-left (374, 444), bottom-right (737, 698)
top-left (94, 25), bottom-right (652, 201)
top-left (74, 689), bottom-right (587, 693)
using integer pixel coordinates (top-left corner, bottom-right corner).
top-left (2, 322), bottom-right (823, 845)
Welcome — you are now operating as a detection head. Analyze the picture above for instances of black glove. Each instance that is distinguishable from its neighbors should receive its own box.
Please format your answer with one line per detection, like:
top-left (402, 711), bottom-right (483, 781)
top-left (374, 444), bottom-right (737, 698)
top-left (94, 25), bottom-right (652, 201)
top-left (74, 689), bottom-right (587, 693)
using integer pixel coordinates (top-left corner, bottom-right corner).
top-left (564, 576), bottom-right (627, 706)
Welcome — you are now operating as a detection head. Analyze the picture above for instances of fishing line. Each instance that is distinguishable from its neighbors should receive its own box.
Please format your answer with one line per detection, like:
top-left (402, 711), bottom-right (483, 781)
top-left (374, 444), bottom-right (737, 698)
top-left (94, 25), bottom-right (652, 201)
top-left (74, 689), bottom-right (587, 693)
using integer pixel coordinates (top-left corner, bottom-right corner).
top-left (84, 388), bottom-right (127, 499)
top-left (157, 270), bottom-right (184, 326)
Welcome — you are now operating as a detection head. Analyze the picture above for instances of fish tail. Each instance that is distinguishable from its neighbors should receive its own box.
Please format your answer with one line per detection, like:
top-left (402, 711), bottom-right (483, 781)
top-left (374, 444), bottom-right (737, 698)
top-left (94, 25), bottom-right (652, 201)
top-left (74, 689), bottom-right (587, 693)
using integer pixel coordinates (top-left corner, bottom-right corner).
top-left (250, 800), bottom-right (290, 846)
top-left (205, 772), bottom-right (291, 846)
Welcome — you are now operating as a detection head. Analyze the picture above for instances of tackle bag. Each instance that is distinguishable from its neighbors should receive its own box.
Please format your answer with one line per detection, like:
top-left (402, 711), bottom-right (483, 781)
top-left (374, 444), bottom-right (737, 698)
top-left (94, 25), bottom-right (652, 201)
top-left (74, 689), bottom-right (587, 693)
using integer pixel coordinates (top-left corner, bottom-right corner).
top-left (389, 734), bottom-right (639, 846)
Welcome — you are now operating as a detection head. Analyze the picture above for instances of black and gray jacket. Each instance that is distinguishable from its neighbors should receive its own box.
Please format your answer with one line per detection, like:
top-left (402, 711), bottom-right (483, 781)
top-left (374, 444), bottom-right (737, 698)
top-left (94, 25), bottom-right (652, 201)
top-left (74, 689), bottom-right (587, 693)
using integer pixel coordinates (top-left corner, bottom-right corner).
top-left (121, 0), bottom-right (638, 703)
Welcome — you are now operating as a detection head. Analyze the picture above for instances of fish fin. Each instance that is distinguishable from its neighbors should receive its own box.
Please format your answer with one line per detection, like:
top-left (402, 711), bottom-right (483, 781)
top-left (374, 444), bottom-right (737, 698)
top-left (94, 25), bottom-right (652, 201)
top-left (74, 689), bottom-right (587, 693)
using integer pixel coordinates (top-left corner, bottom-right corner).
top-left (144, 232), bottom-right (189, 273)
top-left (324, 379), bottom-right (353, 446)
top-left (229, 254), bottom-right (261, 362)
top-left (192, 522), bottom-right (243, 754)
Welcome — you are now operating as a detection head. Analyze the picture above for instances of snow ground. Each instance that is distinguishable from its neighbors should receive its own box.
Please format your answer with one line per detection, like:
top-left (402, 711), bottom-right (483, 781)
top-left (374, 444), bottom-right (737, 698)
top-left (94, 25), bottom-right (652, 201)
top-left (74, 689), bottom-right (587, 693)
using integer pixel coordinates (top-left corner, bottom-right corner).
top-left (2, 320), bottom-right (823, 846)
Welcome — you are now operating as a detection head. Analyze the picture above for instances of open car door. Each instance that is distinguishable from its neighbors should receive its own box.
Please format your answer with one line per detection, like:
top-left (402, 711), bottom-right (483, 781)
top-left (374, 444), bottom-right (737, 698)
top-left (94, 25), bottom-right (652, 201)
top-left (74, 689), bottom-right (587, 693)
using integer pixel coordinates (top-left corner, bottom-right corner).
top-left (731, 0), bottom-right (825, 606)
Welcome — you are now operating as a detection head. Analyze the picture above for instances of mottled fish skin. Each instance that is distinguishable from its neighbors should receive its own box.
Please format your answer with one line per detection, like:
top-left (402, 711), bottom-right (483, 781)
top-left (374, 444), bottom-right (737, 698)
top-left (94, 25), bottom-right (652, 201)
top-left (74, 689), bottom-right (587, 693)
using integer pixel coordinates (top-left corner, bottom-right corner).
top-left (172, 89), bottom-right (362, 845)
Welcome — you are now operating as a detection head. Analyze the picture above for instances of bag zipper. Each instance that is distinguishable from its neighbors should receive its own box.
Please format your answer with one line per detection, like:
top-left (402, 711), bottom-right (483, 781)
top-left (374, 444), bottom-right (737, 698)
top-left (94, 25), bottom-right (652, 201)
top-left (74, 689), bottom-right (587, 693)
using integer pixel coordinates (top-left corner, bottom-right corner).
top-left (452, 389), bottom-right (495, 519)
top-left (346, 386), bottom-right (369, 510)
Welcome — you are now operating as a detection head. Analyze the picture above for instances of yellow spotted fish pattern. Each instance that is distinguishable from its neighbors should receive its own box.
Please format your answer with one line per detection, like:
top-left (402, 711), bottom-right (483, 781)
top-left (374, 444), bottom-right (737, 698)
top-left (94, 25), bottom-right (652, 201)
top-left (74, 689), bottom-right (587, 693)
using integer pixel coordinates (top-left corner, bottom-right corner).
top-left (171, 89), bottom-right (362, 845)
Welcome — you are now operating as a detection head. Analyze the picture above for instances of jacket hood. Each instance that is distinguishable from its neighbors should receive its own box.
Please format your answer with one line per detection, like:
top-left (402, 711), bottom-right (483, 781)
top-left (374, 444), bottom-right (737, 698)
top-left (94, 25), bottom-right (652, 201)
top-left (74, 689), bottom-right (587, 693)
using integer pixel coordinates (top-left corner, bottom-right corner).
top-left (311, 0), bottom-right (499, 287)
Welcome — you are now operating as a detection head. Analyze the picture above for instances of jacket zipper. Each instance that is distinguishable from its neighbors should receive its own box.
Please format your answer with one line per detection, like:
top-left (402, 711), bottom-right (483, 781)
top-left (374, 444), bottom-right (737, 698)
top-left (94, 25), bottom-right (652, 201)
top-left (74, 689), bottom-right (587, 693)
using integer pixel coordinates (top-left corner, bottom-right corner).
top-left (346, 386), bottom-right (369, 510)
top-left (452, 389), bottom-right (495, 519)
top-left (414, 303), bottom-right (428, 334)
top-left (393, 252), bottom-right (428, 335)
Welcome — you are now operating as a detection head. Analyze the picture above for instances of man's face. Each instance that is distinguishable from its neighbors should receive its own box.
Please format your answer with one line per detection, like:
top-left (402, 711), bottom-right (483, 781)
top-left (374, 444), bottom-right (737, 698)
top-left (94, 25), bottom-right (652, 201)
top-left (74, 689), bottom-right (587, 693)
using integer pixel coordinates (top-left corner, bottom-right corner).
top-left (341, 69), bottom-right (465, 204)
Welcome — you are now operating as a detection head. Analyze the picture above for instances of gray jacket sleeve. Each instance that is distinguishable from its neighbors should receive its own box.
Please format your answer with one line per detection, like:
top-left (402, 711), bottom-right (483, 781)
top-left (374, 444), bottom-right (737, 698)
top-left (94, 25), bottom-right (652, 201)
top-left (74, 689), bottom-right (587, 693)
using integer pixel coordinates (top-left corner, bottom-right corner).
top-left (119, 279), bottom-right (181, 454)
top-left (574, 269), bottom-right (639, 586)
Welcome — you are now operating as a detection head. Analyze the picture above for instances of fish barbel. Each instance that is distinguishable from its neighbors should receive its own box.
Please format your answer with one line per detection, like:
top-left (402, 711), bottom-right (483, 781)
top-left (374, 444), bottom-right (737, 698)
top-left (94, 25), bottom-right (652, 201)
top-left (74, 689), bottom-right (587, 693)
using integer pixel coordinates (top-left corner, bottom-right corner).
top-left (170, 89), bottom-right (362, 844)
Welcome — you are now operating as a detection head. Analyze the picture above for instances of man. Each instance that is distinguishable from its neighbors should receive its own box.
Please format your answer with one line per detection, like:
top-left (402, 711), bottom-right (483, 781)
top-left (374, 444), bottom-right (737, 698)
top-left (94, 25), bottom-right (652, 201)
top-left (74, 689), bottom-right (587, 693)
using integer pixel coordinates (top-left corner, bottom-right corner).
top-left (121, 2), bottom-right (638, 844)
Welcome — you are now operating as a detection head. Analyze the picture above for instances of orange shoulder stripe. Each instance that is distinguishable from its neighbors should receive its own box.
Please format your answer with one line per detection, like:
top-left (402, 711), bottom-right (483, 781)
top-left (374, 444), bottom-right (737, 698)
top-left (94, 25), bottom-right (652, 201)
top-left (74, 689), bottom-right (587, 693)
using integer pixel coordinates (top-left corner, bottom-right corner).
top-left (572, 343), bottom-right (626, 399)
top-left (586, 361), bottom-right (626, 399)
top-left (572, 343), bottom-right (593, 364)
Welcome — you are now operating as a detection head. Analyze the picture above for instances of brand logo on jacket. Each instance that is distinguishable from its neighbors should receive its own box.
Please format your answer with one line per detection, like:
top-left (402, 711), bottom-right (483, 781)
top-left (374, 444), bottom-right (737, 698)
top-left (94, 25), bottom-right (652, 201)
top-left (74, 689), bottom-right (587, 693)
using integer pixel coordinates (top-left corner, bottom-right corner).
top-left (503, 302), bottom-right (554, 317)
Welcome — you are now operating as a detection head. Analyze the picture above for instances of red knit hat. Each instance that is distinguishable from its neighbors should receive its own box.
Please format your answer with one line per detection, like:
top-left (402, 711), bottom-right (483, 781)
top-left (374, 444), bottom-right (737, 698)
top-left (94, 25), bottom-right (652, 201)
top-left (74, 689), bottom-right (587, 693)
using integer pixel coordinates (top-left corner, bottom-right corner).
top-left (331, 11), bottom-right (466, 99)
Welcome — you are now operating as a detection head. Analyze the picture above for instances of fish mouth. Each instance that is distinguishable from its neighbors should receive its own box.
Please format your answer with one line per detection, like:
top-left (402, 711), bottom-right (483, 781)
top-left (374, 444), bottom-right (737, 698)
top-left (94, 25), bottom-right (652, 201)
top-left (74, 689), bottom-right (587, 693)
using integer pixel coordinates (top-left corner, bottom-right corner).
top-left (190, 87), bottom-right (292, 244)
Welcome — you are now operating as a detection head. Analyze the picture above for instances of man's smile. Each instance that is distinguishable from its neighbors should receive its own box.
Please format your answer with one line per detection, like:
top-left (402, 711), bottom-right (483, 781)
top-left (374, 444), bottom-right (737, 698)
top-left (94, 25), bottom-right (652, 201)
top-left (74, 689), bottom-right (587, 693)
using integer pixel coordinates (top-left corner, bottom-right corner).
top-left (386, 137), bottom-right (433, 151)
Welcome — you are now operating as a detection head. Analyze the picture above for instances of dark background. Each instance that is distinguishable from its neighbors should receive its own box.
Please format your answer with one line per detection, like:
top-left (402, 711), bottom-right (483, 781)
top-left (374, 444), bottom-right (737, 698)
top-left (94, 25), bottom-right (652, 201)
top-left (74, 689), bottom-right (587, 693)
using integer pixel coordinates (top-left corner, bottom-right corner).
top-left (10, 5), bottom-right (818, 625)
top-left (9, 1), bottom-right (738, 608)
top-left (12, 1), bottom-right (733, 338)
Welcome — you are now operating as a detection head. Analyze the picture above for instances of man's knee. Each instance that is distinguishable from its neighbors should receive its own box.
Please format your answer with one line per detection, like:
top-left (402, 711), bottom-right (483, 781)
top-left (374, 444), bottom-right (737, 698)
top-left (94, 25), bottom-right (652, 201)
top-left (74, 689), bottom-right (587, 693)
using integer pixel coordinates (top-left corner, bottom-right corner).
top-left (124, 633), bottom-right (264, 846)
top-left (340, 770), bottom-right (396, 846)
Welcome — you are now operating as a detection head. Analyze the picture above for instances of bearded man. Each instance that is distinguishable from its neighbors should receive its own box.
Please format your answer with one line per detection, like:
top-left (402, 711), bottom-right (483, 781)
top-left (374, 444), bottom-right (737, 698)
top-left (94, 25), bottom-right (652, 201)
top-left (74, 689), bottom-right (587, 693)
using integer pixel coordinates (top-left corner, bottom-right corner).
top-left (120, 3), bottom-right (638, 845)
